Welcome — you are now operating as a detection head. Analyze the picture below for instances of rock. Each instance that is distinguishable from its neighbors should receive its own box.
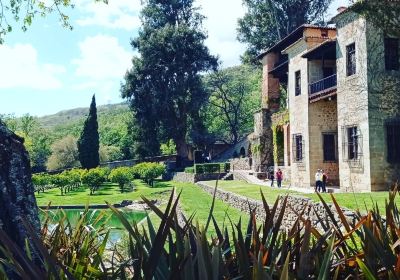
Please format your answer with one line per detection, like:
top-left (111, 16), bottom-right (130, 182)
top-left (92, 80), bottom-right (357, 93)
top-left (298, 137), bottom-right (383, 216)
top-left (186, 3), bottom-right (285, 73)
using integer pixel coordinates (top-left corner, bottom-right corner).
top-left (121, 200), bottom-right (133, 207)
top-left (0, 123), bottom-right (41, 263)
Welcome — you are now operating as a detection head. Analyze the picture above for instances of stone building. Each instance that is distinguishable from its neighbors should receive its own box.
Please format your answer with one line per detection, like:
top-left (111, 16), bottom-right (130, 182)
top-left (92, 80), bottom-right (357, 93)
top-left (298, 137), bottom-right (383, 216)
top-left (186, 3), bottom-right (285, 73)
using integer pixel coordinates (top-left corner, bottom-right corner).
top-left (251, 8), bottom-right (400, 192)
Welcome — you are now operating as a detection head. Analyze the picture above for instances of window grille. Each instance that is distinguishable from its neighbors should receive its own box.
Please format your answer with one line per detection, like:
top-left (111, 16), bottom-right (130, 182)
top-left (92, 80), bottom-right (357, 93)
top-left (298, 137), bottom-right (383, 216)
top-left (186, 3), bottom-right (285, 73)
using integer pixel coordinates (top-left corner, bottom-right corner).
top-left (342, 126), bottom-right (363, 164)
top-left (386, 119), bottom-right (400, 163)
top-left (292, 134), bottom-right (304, 162)
top-left (295, 71), bottom-right (301, 96)
top-left (346, 43), bottom-right (356, 76)
top-left (384, 38), bottom-right (399, 71)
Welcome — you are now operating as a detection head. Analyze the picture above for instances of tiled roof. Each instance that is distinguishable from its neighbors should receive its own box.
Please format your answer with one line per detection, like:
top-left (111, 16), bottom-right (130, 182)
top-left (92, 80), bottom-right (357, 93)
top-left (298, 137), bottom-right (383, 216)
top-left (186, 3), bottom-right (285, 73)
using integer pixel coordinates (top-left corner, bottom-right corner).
top-left (257, 24), bottom-right (336, 59)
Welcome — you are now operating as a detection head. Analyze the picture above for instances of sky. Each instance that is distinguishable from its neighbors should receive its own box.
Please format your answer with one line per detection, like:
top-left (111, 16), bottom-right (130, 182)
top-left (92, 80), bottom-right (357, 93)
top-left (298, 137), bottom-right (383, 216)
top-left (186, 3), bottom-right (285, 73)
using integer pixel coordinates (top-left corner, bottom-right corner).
top-left (0, 0), bottom-right (348, 117)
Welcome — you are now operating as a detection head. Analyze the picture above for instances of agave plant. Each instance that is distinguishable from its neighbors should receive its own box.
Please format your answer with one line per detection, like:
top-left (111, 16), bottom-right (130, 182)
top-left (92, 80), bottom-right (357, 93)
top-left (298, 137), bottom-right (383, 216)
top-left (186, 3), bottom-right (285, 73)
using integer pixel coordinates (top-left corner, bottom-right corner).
top-left (1, 184), bottom-right (400, 279)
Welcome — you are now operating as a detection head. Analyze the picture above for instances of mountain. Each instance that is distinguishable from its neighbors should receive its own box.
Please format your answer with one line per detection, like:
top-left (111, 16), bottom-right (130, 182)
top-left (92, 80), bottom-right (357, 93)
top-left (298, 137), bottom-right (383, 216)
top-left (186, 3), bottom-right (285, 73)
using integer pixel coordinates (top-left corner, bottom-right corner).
top-left (38, 103), bottom-right (130, 130)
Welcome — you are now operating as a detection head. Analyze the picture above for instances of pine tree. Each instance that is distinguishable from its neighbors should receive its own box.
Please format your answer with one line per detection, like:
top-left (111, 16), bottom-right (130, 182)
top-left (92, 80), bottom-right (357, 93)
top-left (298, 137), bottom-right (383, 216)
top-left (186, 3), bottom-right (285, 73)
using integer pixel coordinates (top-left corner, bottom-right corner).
top-left (121, 0), bottom-right (218, 166)
top-left (78, 95), bottom-right (100, 169)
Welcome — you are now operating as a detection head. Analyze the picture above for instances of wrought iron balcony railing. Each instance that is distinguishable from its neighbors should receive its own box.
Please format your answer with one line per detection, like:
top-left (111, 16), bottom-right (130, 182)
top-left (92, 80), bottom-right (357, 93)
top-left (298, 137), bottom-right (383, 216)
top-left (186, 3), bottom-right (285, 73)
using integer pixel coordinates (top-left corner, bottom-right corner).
top-left (308, 74), bottom-right (337, 95)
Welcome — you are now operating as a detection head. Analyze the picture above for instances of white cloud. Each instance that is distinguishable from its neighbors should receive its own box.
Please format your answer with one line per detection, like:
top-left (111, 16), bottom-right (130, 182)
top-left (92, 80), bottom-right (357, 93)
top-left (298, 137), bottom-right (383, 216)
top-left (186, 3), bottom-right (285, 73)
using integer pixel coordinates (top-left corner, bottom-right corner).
top-left (75, 0), bottom-right (141, 30)
top-left (0, 44), bottom-right (65, 90)
top-left (72, 34), bottom-right (133, 80)
top-left (195, 0), bottom-right (246, 67)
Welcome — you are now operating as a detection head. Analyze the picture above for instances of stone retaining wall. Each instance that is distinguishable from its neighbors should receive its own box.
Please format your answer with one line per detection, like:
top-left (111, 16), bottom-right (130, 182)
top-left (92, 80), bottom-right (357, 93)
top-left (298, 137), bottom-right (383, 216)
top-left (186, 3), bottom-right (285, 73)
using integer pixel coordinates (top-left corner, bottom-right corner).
top-left (172, 172), bottom-right (227, 183)
top-left (230, 157), bottom-right (251, 170)
top-left (196, 182), bottom-right (357, 231)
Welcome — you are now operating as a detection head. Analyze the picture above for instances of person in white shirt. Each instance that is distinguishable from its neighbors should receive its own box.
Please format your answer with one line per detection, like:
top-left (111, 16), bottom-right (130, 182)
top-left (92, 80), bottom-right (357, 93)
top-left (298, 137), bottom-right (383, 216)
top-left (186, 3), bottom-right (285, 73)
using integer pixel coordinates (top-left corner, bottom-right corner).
top-left (315, 169), bottom-right (322, 192)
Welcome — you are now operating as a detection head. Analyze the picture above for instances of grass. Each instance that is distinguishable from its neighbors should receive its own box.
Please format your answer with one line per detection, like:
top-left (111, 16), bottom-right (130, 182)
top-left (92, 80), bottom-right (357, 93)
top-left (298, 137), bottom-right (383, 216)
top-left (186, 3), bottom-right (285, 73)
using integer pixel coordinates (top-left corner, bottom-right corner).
top-left (35, 180), bottom-right (173, 206)
top-left (36, 179), bottom-right (246, 235)
top-left (208, 180), bottom-right (399, 213)
top-left (142, 181), bottom-right (246, 236)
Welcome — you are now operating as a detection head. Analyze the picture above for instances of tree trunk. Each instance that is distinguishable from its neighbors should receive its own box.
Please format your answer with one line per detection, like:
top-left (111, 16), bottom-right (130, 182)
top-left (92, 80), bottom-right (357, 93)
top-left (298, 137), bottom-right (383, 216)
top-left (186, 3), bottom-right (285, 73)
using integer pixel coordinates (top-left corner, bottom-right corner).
top-left (175, 138), bottom-right (189, 168)
top-left (0, 123), bottom-right (41, 260)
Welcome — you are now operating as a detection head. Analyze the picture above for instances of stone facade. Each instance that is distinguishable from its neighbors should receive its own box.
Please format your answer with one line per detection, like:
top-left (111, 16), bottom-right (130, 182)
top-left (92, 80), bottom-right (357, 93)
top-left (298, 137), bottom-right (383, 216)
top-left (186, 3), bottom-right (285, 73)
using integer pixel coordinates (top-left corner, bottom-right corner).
top-left (255, 17), bottom-right (400, 192)
top-left (230, 157), bottom-right (251, 170)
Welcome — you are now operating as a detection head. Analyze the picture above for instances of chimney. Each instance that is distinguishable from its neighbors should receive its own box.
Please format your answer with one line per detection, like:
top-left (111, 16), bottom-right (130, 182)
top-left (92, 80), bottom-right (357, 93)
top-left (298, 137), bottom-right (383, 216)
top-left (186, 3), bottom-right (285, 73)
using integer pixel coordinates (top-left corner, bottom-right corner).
top-left (337, 6), bottom-right (347, 14)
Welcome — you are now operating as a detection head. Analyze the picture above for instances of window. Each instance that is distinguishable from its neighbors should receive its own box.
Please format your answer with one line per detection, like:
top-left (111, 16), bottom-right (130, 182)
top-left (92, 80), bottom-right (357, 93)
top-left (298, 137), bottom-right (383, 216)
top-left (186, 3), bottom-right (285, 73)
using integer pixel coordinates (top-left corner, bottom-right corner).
top-left (323, 133), bottom-right (336, 161)
top-left (384, 38), bottom-right (399, 71)
top-left (387, 122), bottom-right (400, 163)
top-left (346, 43), bottom-right (356, 76)
top-left (295, 71), bottom-right (301, 96)
top-left (293, 134), bottom-right (304, 162)
top-left (347, 126), bottom-right (359, 160)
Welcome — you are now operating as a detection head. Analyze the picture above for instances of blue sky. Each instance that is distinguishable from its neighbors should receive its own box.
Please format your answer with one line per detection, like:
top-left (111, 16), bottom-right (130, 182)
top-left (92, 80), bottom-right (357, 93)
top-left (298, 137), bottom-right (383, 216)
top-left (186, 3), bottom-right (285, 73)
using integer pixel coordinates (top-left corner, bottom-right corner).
top-left (0, 0), bottom-right (348, 117)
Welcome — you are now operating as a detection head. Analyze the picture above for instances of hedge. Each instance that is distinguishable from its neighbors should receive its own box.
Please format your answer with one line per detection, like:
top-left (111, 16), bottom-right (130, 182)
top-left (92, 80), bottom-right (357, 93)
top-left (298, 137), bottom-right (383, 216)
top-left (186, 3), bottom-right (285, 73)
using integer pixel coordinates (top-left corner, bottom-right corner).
top-left (194, 163), bottom-right (230, 174)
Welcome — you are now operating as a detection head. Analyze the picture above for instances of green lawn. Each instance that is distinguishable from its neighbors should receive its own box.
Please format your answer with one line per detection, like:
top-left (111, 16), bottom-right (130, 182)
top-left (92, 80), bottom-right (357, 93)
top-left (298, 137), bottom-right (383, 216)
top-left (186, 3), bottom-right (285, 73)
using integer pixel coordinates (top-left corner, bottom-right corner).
top-left (36, 180), bottom-right (246, 235)
top-left (35, 180), bottom-right (173, 206)
top-left (208, 180), bottom-right (399, 213)
top-left (144, 181), bottom-right (246, 236)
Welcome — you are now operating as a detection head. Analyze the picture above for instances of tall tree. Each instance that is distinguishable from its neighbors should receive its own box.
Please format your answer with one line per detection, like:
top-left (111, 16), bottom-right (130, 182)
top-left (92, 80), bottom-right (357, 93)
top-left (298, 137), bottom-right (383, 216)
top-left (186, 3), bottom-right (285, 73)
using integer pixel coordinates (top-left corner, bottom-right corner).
top-left (203, 65), bottom-right (261, 144)
top-left (77, 95), bottom-right (100, 169)
top-left (121, 0), bottom-right (218, 165)
top-left (237, 0), bottom-right (333, 64)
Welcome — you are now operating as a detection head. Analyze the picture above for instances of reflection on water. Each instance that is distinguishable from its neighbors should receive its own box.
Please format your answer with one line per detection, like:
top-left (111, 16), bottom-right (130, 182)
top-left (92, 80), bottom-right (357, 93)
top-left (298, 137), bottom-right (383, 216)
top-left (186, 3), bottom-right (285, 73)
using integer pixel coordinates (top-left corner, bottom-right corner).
top-left (40, 208), bottom-right (147, 243)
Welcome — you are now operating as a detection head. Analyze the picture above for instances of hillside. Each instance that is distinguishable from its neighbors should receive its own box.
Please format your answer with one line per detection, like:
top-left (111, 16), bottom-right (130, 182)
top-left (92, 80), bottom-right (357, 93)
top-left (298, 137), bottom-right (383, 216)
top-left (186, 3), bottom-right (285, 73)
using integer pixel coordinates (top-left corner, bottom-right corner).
top-left (38, 103), bottom-right (130, 130)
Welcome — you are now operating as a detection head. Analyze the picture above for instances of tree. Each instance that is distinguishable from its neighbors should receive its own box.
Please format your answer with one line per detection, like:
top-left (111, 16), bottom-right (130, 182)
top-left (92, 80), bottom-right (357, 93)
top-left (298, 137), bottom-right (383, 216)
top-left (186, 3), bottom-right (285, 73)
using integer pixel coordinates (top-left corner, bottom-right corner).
top-left (121, 0), bottom-right (218, 166)
top-left (47, 135), bottom-right (79, 171)
top-left (78, 95), bottom-right (100, 169)
top-left (203, 65), bottom-right (261, 144)
top-left (81, 168), bottom-right (106, 195)
top-left (109, 167), bottom-right (133, 193)
top-left (0, 0), bottom-right (109, 43)
top-left (237, 0), bottom-right (333, 64)
top-left (29, 131), bottom-right (52, 172)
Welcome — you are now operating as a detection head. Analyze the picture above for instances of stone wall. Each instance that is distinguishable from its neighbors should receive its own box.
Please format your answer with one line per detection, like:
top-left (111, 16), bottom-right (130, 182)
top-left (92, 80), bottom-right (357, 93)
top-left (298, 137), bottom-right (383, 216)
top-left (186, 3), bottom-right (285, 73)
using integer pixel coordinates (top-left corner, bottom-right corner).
top-left (172, 172), bottom-right (227, 183)
top-left (230, 157), bottom-right (251, 170)
top-left (308, 100), bottom-right (340, 186)
top-left (196, 182), bottom-right (357, 231)
top-left (335, 14), bottom-right (371, 192)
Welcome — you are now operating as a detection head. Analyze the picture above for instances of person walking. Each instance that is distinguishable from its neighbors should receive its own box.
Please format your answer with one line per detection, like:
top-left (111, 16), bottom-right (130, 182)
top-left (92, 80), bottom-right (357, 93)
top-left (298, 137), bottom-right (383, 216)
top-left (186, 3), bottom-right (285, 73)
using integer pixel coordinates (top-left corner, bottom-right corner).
top-left (276, 169), bottom-right (283, 188)
top-left (270, 170), bottom-right (275, 187)
top-left (315, 169), bottom-right (322, 192)
top-left (322, 170), bottom-right (328, 193)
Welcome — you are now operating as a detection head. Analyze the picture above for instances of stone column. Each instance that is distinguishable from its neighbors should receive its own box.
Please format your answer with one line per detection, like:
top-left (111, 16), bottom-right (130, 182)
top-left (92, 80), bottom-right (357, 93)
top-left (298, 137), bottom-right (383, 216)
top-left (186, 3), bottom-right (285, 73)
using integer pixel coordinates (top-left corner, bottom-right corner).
top-left (261, 53), bottom-right (280, 110)
top-left (283, 124), bottom-right (291, 167)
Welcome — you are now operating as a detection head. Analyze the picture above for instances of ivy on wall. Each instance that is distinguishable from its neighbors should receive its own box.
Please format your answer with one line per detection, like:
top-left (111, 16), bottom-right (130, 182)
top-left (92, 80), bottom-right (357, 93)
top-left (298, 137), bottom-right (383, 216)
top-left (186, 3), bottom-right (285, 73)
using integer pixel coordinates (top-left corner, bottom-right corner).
top-left (271, 110), bottom-right (289, 165)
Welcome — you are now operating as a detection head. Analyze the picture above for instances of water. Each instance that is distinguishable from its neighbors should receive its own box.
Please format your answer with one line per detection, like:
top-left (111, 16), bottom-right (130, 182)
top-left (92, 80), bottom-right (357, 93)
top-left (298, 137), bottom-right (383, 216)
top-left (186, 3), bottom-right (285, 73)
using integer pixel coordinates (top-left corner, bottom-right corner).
top-left (39, 208), bottom-right (147, 243)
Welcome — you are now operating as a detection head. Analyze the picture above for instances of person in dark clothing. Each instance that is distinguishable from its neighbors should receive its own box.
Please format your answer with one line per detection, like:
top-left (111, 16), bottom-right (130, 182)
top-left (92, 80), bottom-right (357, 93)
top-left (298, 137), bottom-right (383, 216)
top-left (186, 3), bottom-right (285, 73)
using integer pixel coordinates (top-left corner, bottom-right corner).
top-left (270, 170), bottom-right (275, 187)
top-left (322, 170), bottom-right (328, 193)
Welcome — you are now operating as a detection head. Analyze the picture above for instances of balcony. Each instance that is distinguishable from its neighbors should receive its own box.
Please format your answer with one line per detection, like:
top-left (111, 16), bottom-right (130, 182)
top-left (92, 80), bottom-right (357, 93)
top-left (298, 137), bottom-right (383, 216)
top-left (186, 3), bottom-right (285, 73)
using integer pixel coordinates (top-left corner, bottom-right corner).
top-left (308, 74), bottom-right (337, 102)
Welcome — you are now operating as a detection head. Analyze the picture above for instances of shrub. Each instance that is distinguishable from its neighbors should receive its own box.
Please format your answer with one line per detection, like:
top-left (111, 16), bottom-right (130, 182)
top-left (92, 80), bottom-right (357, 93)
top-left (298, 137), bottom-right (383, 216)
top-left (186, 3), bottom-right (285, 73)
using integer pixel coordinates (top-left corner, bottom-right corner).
top-left (132, 162), bottom-right (166, 186)
top-left (81, 168), bottom-right (106, 195)
top-left (109, 167), bottom-right (133, 193)
top-left (184, 167), bottom-right (194, 173)
top-left (194, 162), bottom-right (230, 174)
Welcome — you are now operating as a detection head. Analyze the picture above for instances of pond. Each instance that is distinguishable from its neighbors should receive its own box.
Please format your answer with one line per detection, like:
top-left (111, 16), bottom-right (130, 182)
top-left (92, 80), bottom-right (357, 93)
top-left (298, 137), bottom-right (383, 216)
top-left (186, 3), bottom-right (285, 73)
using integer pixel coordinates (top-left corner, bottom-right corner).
top-left (39, 208), bottom-right (147, 243)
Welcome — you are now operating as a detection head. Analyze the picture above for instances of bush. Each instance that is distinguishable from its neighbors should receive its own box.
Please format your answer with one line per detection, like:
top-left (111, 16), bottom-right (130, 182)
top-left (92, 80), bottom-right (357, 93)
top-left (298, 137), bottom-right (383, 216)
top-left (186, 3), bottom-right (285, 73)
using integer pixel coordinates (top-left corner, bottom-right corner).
top-left (184, 167), bottom-right (194, 173)
top-left (194, 162), bottom-right (230, 174)
top-left (132, 162), bottom-right (166, 186)
top-left (109, 167), bottom-right (133, 193)
top-left (81, 168), bottom-right (106, 195)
